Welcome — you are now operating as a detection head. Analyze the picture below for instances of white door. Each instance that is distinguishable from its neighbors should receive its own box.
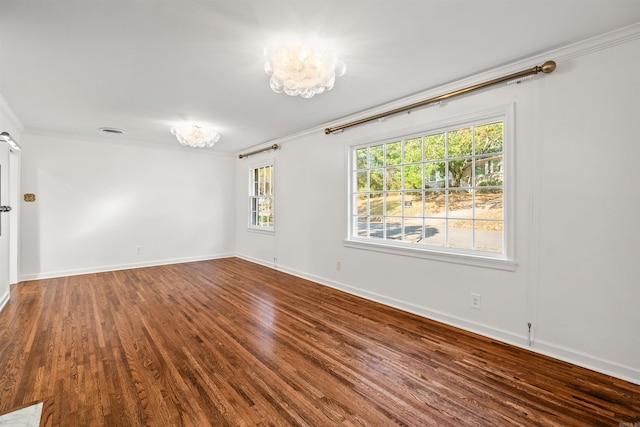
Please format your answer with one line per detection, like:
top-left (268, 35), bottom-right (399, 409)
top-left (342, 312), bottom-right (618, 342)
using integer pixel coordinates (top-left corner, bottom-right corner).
top-left (0, 142), bottom-right (11, 307)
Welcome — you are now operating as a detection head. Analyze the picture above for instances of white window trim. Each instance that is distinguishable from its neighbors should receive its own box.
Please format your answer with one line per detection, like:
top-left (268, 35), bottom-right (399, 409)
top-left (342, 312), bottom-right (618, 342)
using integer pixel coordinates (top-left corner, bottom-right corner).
top-left (248, 162), bottom-right (275, 233)
top-left (345, 104), bottom-right (516, 271)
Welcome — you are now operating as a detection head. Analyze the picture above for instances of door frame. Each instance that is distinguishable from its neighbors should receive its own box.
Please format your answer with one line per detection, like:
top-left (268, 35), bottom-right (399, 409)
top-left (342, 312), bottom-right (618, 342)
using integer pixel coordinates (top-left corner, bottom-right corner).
top-left (9, 147), bottom-right (20, 285)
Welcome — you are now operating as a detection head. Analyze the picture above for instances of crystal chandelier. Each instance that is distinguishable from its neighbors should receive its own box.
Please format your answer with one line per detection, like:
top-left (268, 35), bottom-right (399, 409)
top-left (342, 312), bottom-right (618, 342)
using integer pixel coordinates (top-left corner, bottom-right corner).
top-left (171, 124), bottom-right (220, 148)
top-left (264, 43), bottom-right (346, 98)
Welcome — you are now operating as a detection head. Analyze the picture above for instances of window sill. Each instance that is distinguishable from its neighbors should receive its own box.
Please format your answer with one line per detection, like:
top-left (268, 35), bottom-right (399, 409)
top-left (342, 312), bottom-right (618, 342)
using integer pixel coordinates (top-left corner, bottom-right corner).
top-left (343, 238), bottom-right (517, 271)
top-left (247, 227), bottom-right (275, 235)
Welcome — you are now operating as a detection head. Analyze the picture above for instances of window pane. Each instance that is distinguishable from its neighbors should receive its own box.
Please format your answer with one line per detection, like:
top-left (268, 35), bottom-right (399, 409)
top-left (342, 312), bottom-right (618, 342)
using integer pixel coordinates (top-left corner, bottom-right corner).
top-left (370, 145), bottom-right (384, 167)
top-left (448, 128), bottom-right (472, 157)
top-left (257, 197), bottom-right (273, 226)
top-left (370, 216), bottom-right (383, 238)
top-left (475, 221), bottom-right (503, 253)
top-left (422, 218), bottom-right (445, 246)
top-left (425, 133), bottom-right (445, 160)
top-left (448, 159), bottom-right (472, 188)
top-left (404, 138), bottom-right (423, 163)
top-left (425, 190), bottom-right (445, 216)
top-left (356, 148), bottom-right (368, 169)
top-left (448, 189), bottom-right (473, 219)
top-left (386, 167), bottom-right (401, 190)
top-left (370, 169), bottom-right (384, 191)
top-left (475, 188), bottom-right (503, 221)
top-left (370, 193), bottom-right (383, 215)
top-left (475, 155), bottom-right (503, 186)
top-left (386, 141), bottom-right (402, 165)
top-left (475, 122), bottom-right (503, 154)
top-left (425, 162), bottom-right (446, 188)
top-left (386, 192), bottom-right (402, 216)
top-left (403, 164), bottom-right (422, 190)
top-left (251, 198), bottom-right (258, 226)
top-left (356, 193), bottom-right (368, 215)
top-left (448, 220), bottom-right (472, 250)
top-left (403, 218), bottom-right (423, 242)
top-left (356, 216), bottom-right (367, 237)
top-left (386, 217), bottom-right (402, 240)
top-left (404, 191), bottom-right (422, 217)
top-left (356, 171), bottom-right (368, 192)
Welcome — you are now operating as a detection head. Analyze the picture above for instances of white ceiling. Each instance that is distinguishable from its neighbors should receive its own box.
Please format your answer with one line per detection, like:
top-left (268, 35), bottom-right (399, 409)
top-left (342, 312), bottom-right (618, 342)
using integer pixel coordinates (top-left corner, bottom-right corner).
top-left (2, 1), bottom-right (640, 153)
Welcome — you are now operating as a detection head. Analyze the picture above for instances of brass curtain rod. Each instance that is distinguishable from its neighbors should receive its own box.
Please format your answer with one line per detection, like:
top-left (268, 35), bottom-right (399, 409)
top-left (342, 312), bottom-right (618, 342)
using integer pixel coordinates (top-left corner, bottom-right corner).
top-left (324, 60), bottom-right (557, 135)
top-left (238, 144), bottom-right (279, 159)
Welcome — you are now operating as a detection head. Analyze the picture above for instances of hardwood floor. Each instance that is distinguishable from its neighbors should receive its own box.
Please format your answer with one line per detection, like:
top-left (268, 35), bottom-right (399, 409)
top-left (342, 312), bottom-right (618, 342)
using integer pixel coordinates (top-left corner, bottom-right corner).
top-left (0, 258), bottom-right (638, 426)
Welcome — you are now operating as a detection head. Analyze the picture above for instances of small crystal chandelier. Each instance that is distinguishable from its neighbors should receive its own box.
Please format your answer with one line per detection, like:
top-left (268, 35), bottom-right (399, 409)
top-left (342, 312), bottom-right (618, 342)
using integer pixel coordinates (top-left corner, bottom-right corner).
top-left (171, 124), bottom-right (220, 148)
top-left (264, 43), bottom-right (346, 98)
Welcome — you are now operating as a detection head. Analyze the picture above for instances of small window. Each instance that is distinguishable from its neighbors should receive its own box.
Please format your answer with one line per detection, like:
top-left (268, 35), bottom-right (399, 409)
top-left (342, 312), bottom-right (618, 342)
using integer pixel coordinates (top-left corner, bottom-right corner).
top-left (349, 115), bottom-right (510, 264)
top-left (250, 164), bottom-right (274, 230)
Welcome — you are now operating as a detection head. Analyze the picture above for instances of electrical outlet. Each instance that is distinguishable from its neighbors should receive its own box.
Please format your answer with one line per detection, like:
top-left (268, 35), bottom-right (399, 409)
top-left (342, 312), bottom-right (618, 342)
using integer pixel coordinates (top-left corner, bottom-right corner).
top-left (470, 293), bottom-right (481, 310)
top-left (336, 261), bottom-right (342, 271)
top-left (136, 245), bottom-right (143, 254)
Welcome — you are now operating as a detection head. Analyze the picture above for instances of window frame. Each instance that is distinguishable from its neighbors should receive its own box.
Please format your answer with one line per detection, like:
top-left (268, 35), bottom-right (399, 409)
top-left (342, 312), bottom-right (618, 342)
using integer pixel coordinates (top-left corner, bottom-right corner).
top-left (248, 163), bottom-right (275, 233)
top-left (345, 105), bottom-right (516, 271)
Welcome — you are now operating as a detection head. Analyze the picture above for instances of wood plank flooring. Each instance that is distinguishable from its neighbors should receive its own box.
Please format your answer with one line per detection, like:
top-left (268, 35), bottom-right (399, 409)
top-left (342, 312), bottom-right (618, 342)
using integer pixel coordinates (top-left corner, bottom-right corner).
top-left (0, 258), bottom-right (638, 426)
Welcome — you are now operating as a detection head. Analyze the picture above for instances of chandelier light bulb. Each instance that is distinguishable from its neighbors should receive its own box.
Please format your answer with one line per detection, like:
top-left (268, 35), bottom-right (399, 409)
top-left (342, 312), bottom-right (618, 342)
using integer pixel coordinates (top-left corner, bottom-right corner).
top-left (264, 42), bottom-right (346, 98)
top-left (171, 124), bottom-right (220, 148)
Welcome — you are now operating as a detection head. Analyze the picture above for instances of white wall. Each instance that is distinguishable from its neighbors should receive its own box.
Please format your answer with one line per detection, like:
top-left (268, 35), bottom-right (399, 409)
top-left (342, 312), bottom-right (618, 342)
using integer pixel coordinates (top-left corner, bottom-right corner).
top-left (20, 133), bottom-right (236, 280)
top-left (235, 28), bottom-right (640, 384)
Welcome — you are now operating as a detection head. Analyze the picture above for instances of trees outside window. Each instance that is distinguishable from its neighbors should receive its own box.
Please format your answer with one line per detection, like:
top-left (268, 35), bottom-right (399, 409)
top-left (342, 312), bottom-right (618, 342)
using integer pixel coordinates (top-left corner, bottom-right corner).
top-left (351, 119), bottom-right (505, 256)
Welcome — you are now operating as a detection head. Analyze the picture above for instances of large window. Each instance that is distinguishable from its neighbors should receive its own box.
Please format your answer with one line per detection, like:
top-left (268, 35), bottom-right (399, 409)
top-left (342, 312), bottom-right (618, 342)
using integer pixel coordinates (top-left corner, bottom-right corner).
top-left (250, 164), bottom-right (274, 230)
top-left (350, 116), bottom-right (508, 261)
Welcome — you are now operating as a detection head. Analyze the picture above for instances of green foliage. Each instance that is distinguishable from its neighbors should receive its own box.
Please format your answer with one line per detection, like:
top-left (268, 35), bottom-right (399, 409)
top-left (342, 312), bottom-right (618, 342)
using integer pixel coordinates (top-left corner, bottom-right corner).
top-left (448, 128), bottom-right (472, 157)
top-left (386, 167), bottom-right (401, 190)
top-left (355, 121), bottom-right (503, 193)
top-left (386, 141), bottom-right (402, 165)
top-left (356, 171), bottom-right (368, 192)
top-left (370, 169), bottom-right (384, 191)
top-left (425, 133), bottom-right (445, 160)
top-left (404, 138), bottom-right (423, 163)
top-left (475, 122), bottom-right (503, 154)
top-left (403, 164), bottom-right (422, 189)
top-left (370, 145), bottom-right (384, 167)
top-left (356, 148), bottom-right (368, 169)
top-left (425, 161), bottom-right (446, 187)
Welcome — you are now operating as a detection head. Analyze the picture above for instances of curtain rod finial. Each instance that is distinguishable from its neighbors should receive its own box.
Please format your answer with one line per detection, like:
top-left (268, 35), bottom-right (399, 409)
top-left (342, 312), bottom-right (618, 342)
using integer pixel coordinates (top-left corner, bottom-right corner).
top-left (541, 60), bottom-right (556, 74)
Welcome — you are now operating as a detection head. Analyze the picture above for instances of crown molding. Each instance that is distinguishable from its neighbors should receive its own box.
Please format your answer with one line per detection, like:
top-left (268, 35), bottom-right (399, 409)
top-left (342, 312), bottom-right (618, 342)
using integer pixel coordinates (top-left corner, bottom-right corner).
top-left (23, 128), bottom-right (235, 157)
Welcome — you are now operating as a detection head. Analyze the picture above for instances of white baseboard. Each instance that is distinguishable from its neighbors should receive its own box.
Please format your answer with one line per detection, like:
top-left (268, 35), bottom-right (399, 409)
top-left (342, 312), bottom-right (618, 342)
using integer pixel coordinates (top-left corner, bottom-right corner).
top-left (0, 289), bottom-right (9, 312)
top-left (527, 339), bottom-right (640, 386)
top-left (235, 254), bottom-right (277, 270)
top-left (238, 254), bottom-right (640, 386)
top-left (19, 253), bottom-right (235, 282)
